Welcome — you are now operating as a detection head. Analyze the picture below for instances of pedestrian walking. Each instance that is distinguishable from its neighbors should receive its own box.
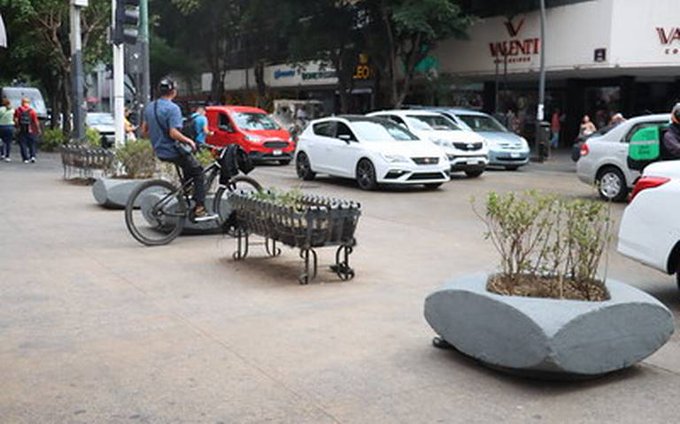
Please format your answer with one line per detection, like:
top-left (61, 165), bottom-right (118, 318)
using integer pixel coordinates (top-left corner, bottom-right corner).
top-left (550, 109), bottom-right (564, 149)
top-left (141, 78), bottom-right (216, 221)
top-left (124, 107), bottom-right (137, 141)
top-left (191, 106), bottom-right (212, 147)
top-left (579, 114), bottom-right (597, 138)
top-left (13, 97), bottom-right (40, 163)
top-left (0, 97), bottom-right (14, 161)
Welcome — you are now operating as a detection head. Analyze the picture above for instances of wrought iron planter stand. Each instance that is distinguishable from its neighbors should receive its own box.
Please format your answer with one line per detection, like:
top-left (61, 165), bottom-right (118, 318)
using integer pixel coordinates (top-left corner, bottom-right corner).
top-left (229, 192), bottom-right (361, 284)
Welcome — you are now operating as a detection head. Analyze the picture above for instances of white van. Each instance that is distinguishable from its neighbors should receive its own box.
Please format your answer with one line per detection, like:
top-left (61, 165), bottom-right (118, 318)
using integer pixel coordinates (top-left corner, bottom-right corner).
top-left (1, 86), bottom-right (48, 120)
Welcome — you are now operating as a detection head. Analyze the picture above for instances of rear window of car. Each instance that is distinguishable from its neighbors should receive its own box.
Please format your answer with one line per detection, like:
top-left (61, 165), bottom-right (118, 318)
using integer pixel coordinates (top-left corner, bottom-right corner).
top-left (313, 122), bottom-right (335, 137)
top-left (232, 112), bottom-right (280, 131)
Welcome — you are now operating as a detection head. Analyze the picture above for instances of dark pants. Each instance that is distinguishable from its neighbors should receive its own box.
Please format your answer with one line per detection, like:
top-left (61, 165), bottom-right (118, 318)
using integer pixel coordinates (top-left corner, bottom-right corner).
top-left (18, 131), bottom-right (37, 161)
top-left (161, 153), bottom-right (206, 207)
top-left (0, 126), bottom-right (13, 158)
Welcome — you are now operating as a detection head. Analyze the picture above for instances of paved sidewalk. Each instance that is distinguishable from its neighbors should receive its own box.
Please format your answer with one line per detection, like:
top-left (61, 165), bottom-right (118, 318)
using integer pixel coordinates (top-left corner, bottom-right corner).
top-left (0, 153), bottom-right (679, 423)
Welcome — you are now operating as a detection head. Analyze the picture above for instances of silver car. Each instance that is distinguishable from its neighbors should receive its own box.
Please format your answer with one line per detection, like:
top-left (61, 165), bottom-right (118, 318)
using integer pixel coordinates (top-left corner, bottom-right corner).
top-left (425, 108), bottom-right (530, 170)
top-left (86, 112), bottom-right (116, 148)
top-left (576, 113), bottom-right (670, 202)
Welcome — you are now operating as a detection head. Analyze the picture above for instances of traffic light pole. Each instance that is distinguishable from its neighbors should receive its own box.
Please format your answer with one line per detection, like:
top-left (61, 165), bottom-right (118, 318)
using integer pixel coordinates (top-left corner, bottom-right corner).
top-left (112, 0), bottom-right (125, 148)
top-left (69, 0), bottom-right (87, 142)
top-left (140, 0), bottom-right (151, 108)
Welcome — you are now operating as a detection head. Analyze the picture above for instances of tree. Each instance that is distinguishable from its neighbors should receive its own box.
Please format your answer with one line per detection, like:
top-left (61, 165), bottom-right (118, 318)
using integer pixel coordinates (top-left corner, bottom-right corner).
top-left (0, 0), bottom-right (111, 132)
top-left (370, 0), bottom-right (472, 108)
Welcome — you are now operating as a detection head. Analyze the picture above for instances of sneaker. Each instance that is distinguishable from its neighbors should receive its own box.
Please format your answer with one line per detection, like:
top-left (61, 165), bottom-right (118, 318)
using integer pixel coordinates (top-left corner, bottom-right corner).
top-left (30, 157), bottom-right (36, 163)
top-left (23, 160), bottom-right (29, 164)
top-left (193, 205), bottom-right (219, 222)
top-left (4, 157), bottom-right (10, 162)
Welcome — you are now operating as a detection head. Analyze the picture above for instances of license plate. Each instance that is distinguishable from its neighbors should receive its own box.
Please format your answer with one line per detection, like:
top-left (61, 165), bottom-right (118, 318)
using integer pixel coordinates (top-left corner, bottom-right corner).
top-left (510, 152), bottom-right (520, 158)
top-left (273, 149), bottom-right (282, 156)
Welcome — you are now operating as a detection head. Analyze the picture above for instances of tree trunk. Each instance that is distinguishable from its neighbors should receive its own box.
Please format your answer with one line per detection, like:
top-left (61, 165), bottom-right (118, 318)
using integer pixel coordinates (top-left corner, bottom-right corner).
top-left (254, 61), bottom-right (267, 109)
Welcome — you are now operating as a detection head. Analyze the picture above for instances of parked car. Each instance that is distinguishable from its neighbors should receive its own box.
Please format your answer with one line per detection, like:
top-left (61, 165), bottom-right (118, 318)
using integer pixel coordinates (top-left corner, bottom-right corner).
top-left (429, 108), bottom-right (530, 170)
top-left (618, 160), bottom-right (680, 289)
top-left (367, 110), bottom-right (488, 178)
top-left (576, 113), bottom-right (670, 202)
top-left (295, 115), bottom-right (450, 190)
top-left (205, 105), bottom-right (295, 165)
top-left (85, 112), bottom-right (115, 148)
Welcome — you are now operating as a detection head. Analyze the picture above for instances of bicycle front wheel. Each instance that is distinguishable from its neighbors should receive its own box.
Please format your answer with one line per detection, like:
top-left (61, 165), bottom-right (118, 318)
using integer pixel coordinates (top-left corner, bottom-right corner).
top-left (125, 179), bottom-right (188, 246)
top-left (214, 175), bottom-right (262, 233)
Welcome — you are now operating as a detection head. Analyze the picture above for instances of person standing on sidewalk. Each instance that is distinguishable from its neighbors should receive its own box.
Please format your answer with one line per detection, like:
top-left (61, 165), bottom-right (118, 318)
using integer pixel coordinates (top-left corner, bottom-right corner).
top-left (13, 98), bottom-right (40, 163)
top-left (141, 79), bottom-right (216, 221)
top-left (191, 106), bottom-right (212, 147)
top-left (0, 97), bottom-right (14, 161)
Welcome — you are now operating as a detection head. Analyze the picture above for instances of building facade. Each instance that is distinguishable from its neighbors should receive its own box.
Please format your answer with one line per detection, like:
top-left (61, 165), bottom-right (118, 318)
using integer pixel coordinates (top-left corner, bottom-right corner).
top-left (431, 0), bottom-right (680, 144)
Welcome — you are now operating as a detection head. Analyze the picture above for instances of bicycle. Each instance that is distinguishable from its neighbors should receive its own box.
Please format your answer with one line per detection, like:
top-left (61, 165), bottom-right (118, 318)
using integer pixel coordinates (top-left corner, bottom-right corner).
top-left (125, 145), bottom-right (262, 246)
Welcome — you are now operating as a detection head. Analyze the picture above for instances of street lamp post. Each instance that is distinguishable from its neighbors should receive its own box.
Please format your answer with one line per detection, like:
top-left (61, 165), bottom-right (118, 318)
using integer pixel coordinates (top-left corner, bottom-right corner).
top-left (70, 0), bottom-right (88, 142)
top-left (536, 0), bottom-right (548, 161)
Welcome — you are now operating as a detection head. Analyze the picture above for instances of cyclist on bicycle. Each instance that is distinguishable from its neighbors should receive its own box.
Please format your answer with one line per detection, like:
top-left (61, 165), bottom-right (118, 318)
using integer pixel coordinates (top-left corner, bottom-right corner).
top-left (141, 78), bottom-right (216, 221)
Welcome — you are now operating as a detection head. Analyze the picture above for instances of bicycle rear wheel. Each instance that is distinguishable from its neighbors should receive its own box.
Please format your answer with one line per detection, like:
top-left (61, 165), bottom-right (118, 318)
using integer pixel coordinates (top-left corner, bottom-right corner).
top-left (125, 180), bottom-right (187, 246)
top-left (213, 175), bottom-right (262, 234)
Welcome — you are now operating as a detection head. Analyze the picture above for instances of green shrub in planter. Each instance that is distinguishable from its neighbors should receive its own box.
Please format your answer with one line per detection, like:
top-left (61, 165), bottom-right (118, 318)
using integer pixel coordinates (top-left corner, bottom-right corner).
top-left (195, 148), bottom-right (214, 167)
top-left (41, 128), bottom-right (66, 152)
top-left (85, 127), bottom-right (102, 148)
top-left (115, 139), bottom-right (156, 179)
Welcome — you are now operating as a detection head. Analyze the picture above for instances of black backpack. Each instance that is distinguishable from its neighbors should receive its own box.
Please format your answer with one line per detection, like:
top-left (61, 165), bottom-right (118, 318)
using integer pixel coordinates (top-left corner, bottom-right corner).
top-left (19, 109), bottom-right (31, 133)
top-left (182, 115), bottom-right (197, 140)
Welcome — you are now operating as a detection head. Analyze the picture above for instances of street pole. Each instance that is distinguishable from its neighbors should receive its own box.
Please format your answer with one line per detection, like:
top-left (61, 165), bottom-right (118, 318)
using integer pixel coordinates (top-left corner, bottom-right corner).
top-left (70, 0), bottom-right (87, 142)
top-left (536, 0), bottom-right (547, 161)
top-left (112, 0), bottom-right (125, 148)
top-left (140, 0), bottom-right (151, 116)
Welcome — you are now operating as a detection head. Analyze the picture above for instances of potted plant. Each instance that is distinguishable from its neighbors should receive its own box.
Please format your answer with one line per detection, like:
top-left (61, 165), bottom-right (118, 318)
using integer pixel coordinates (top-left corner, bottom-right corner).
top-left (61, 128), bottom-right (115, 181)
top-left (424, 191), bottom-right (674, 378)
top-left (92, 138), bottom-right (155, 208)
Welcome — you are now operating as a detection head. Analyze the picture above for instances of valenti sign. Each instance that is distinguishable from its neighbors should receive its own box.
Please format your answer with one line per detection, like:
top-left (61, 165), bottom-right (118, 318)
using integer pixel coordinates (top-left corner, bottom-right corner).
top-left (488, 17), bottom-right (540, 64)
top-left (656, 27), bottom-right (680, 55)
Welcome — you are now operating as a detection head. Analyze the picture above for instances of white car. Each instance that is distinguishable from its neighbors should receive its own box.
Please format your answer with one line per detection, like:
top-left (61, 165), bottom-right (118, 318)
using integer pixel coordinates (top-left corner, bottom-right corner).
top-left (577, 113), bottom-right (669, 201)
top-left (295, 116), bottom-right (450, 190)
top-left (86, 112), bottom-right (116, 148)
top-left (618, 160), bottom-right (680, 289)
top-left (367, 110), bottom-right (489, 178)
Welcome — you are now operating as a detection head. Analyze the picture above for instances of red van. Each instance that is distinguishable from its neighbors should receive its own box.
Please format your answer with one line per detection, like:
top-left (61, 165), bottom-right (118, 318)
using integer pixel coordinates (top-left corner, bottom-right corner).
top-left (205, 105), bottom-right (295, 165)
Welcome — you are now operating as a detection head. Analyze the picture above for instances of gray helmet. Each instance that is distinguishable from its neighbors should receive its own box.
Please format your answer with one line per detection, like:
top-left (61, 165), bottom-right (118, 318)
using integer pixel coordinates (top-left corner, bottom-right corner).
top-left (672, 103), bottom-right (680, 123)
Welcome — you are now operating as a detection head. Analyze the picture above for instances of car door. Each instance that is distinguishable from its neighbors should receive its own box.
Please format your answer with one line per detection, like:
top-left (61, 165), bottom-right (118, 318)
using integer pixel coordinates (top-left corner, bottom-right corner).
top-left (212, 112), bottom-right (240, 148)
top-left (624, 121), bottom-right (669, 173)
top-left (326, 122), bottom-right (362, 177)
top-left (306, 121), bottom-right (337, 173)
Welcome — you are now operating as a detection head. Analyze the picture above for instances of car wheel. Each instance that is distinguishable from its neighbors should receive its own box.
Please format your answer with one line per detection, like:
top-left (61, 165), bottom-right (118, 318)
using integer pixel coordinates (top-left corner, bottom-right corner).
top-left (424, 183), bottom-right (443, 190)
top-left (465, 170), bottom-right (484, 178)
top-left (279, 159), bottom-right (292, 166)
top-left (356, 159), bottom-right (377, 190)
top-left (505, 165), bottom-right (519, 171)
top-left (296, 152), bottom-right (316, 181)
top-left (597, 167), bottom-right (628, 202)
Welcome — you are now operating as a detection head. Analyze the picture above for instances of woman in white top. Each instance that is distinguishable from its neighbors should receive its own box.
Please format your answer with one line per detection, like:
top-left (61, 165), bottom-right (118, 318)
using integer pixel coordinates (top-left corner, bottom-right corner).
top-left (0, 97), bottom-right (15, 161)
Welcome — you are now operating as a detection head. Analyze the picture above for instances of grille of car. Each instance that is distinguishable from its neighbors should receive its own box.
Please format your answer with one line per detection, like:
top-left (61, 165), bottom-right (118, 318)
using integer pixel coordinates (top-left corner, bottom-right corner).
top-left (453, 142), bottom-right (483, 151)
top-left (407, 172), bottom-right (446, 181)
top-left (263, 141), bottom-right (289, 149)
top-left (411, 157), bottom-right (440, 165)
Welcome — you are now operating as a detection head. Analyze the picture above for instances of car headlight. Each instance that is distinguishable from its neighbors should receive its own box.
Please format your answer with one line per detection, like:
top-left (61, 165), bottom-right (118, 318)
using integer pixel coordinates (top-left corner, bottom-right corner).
top-left (381, 153), bottom-right (410, 163)
top-left (245, 134), bottom-right (261, 142)
top-left (520, 137), bottom-right (529, 149)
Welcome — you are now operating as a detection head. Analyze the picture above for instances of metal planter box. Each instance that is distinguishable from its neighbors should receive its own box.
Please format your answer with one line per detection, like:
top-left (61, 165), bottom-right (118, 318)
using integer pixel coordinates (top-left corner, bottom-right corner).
top-left (229, 191), bottom-right (361, 284)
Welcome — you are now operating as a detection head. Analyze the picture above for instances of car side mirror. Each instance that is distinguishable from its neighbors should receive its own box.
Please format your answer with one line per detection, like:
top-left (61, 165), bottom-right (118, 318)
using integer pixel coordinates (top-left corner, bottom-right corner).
top-left (338, 134), bottom-right (352, 143)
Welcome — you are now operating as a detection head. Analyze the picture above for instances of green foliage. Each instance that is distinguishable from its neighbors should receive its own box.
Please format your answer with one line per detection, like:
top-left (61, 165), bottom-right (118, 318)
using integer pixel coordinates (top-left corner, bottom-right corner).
top-left (40, 128), bottom-right (66, 152)
top-left (253, 188), bottom-right (305, 210)
top-left (195, 148), bottom-right (215, 167)
top-left (84, 127), bottom-right (102, 148)
top-left (476, 191), bottom-right (612, 284)
top-left (115, 139), bottom-right (156, 179)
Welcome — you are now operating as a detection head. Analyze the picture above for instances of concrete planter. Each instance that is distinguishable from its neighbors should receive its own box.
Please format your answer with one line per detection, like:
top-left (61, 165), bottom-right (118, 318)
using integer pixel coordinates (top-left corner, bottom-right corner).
top-left (93, 178), bottom-right (151, 209)
top-left (424, 274), bottom-right (674, 378)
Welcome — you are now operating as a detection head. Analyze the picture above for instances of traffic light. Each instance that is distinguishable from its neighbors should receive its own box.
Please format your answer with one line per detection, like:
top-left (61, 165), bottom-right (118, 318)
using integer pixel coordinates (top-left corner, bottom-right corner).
top-left (113, 0), bottom-right (140, 45)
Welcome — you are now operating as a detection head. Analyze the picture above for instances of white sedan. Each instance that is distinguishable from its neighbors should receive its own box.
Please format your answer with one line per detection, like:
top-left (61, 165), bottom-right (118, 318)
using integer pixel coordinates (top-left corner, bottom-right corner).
top-left (618, 160), bottom-right (680, 289)
top-left (295, 116), bottom-right (450, 190)
top-left (367, 110), bottom-right (489, 177)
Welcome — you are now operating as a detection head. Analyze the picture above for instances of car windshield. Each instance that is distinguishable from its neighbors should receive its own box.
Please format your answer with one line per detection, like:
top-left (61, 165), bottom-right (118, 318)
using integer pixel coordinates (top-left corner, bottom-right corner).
top-left (86, 114), bottom-right (114, 126)
top-left (233, 112), bottom-right (280, 130)
top-left (459, 115), bottom-right (507, 132)
top-left (352, 120), bottom-right (419, 142)
top-left (407, 114), bottom-right (460, 131)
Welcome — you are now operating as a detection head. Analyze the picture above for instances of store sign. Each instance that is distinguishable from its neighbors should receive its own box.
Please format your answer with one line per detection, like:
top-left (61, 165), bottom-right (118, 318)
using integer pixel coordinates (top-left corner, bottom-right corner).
top-left (301, 70), bottom-right (336, 81)
top-left (489, 17), bottom-right (540, 64)
top-left (274, 69), bottom-right (296, 80)
top-left (657, 27), bottom-right (680, 55)
top-left (353, 53), bottom-right (373, 80)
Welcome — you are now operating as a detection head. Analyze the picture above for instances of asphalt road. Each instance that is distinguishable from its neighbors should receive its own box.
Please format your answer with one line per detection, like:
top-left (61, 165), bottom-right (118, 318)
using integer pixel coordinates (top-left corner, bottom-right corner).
top-left (1, 152), bottom-right (679, 423)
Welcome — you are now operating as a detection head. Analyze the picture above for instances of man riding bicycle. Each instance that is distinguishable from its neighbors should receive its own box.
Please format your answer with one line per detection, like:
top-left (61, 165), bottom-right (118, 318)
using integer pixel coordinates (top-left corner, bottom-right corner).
top-left (142, 78), bottom-right (216, 221)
